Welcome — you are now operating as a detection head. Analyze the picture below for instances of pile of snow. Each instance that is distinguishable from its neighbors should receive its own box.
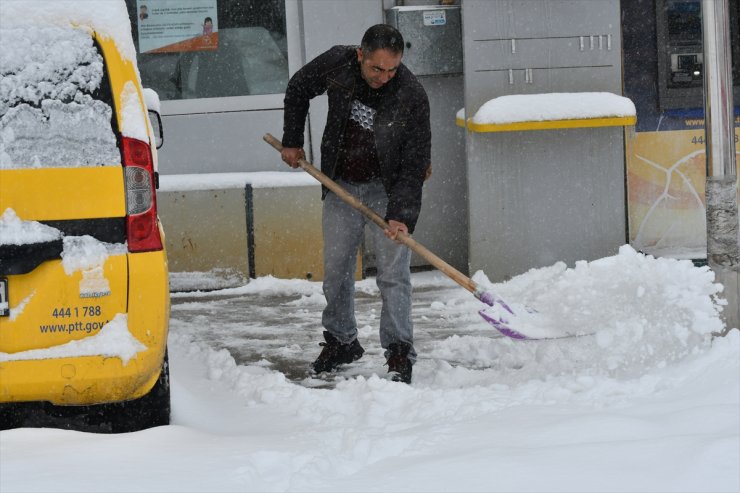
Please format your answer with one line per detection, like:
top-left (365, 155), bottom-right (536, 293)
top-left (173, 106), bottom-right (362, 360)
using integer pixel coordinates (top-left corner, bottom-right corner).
top-left (466, 245), bottom-right (725, 381)
top-left (60, 235), bottom-right (120, 274)
top-left (159, 171), bottom-right (318, 192)
top-left (169, 269), bottom-right (249, 293)
top-left (61, 235), bottom-right (126, 298)
top-left (119, 81), bottom-right (149, 142)
top-left (0, 314), bottom-right (145, 365)
top-left (172, 274), bottom-right (324, 300)
top-left (0, 208), bottom-right (61, 245)
top-left (464, 92), bottom-right (636, 125)
top-left (142, 88), bottom-right (161, 114)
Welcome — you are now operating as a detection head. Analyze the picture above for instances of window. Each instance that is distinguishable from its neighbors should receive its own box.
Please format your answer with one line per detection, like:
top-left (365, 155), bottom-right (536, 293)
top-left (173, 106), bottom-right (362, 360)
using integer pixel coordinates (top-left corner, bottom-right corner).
top-left (0, 27), bottom-right (118, 168)
top-left (125, 0), bottom-right (289, 102)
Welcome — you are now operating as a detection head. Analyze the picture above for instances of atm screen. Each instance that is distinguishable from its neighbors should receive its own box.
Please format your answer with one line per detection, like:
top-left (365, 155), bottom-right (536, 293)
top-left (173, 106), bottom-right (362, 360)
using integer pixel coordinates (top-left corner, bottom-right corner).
top-left (677, 54), bottom-right (697, 70)
top-left (664, 0), bottom-right (703, 89)
top-left (666, 0), bottom-right (701, 44)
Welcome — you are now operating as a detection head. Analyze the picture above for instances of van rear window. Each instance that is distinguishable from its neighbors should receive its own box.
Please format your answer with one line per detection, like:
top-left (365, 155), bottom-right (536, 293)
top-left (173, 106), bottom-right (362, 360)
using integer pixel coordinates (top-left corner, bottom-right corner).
top-left (0, 27), bottom-right (120, 169)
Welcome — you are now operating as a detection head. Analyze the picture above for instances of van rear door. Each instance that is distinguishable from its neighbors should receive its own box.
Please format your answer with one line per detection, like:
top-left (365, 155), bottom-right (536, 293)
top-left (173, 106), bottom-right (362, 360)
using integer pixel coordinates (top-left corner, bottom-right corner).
top-left (0, 26), bottom-right (129, 352)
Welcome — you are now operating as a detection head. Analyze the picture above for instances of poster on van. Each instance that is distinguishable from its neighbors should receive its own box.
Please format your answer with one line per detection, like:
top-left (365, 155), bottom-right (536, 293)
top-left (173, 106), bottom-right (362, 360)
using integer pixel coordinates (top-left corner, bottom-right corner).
top-left (137, 0), bottom-right (218, 54)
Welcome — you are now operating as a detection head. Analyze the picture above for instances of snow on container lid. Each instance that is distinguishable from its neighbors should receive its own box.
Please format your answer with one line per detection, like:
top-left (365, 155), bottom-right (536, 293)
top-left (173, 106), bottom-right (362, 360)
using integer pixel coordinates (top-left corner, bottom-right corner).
top-left (456, 92), bottom-right (637, 132)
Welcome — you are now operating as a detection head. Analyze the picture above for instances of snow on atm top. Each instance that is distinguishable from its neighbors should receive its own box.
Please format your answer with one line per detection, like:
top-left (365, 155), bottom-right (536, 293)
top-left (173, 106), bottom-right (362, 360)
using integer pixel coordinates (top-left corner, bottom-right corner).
top-left (0, 0), bottom-right (137, 62)
top-left (462, 92), bottom-right (636, 124)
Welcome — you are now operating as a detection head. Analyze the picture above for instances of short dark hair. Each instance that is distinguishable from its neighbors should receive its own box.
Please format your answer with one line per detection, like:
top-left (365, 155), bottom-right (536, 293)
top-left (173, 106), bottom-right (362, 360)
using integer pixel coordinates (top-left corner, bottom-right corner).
top-left (361, 24), bottom-right (404, 54)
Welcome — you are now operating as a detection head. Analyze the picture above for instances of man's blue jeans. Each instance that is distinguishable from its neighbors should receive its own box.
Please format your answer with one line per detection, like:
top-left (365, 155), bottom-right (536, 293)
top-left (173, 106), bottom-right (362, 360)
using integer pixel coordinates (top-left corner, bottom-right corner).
top-left (321, 178), bottom-right (416, 362)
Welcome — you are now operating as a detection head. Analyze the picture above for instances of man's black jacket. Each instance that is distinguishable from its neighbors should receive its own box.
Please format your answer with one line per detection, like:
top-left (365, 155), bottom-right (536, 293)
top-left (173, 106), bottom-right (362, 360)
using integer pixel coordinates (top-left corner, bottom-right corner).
top-left (282, 45), bottom-right (431, 233)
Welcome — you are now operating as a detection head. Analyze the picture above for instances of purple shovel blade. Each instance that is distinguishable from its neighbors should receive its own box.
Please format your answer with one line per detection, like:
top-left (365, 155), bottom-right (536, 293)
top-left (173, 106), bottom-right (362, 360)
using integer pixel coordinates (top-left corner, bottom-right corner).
top-left (476, 290), bottom-right (538, 315)
top-left (476, 290), bottom-right (515, 314)
top-left (478, 309), bottom-right (529, 340)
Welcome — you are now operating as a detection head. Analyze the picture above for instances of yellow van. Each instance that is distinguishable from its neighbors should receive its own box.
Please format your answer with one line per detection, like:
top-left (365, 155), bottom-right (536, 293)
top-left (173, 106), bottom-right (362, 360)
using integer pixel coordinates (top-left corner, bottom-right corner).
top-left (0, 13), bottom-right (170, 432)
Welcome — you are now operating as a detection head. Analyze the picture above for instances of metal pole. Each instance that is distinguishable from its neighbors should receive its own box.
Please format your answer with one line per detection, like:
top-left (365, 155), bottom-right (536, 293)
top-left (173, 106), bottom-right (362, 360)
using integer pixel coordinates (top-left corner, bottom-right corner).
top-left (702, 0), bottom-right (739, 331)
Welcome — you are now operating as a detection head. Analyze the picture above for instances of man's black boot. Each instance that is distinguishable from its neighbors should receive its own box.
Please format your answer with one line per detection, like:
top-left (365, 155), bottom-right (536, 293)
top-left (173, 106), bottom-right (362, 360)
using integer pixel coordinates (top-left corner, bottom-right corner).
top-left (311, 331), bottom-right (364, 374)
top-left (386, 342), bottom-right (413, 384)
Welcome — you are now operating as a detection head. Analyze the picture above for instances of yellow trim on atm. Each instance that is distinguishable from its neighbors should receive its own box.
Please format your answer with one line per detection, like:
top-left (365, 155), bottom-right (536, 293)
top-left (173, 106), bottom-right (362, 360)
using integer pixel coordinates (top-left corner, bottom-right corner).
top-left (456, 115), bottom-right (637, 132)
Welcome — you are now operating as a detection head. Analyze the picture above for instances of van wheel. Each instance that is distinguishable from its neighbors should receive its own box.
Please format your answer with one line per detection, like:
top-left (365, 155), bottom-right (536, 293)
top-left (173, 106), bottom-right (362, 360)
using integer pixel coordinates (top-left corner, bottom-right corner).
top-left (105, 349), bottom-right (171, 433)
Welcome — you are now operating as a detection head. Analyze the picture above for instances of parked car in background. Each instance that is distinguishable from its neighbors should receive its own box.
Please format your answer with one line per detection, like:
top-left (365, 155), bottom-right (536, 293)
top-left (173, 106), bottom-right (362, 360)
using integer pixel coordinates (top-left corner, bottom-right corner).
top-left (0, 3), bottom-right (170, 433)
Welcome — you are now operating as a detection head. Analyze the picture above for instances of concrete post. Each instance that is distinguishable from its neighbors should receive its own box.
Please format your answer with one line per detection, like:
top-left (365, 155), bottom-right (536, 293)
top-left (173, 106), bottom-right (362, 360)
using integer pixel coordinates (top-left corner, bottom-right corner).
top-left (702, 0), bottom-right (739, 331)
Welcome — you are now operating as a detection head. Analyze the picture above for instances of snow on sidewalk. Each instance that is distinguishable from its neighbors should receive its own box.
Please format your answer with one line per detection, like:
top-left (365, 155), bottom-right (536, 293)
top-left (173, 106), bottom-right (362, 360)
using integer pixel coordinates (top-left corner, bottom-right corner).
top-left (1, 246), bottom-right (738, 493)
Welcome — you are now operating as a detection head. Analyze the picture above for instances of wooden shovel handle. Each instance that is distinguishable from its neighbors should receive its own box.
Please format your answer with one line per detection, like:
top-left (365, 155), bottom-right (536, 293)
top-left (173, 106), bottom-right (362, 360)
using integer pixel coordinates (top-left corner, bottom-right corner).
top-left (263, 133), bottom-right (478, 295)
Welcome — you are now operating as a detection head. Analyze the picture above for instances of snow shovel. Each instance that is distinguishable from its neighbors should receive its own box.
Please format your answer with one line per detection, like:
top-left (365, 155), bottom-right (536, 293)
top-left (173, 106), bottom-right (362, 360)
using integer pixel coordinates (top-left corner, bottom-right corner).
top-left (263, 133), bottom-right (537, 339)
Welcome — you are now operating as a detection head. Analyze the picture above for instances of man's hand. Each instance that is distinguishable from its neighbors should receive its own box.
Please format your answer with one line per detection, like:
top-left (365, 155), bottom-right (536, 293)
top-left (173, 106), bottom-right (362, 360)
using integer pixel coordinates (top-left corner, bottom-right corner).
top-left (281, 147), bottom-right (305, 169)
top-left (385, 219), bottom-right (409, 242)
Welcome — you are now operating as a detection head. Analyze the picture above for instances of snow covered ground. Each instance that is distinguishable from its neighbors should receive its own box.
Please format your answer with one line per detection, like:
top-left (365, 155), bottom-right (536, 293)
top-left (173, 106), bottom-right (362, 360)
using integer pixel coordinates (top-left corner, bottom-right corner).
top-left (1, 246), bottom-right (739, 492)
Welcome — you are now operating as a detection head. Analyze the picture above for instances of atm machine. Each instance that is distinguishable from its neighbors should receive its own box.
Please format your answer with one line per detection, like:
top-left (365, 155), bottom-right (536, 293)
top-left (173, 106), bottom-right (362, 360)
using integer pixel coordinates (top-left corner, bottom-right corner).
top-left (623, 0), bottom-right (740, 260)
top-left (656, 0), bottom-right (740, 111)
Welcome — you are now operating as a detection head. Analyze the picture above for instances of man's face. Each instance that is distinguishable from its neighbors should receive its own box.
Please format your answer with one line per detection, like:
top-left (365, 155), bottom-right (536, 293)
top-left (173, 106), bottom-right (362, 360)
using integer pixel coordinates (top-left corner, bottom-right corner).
top-left (356, 48), bottom-right (403, 89)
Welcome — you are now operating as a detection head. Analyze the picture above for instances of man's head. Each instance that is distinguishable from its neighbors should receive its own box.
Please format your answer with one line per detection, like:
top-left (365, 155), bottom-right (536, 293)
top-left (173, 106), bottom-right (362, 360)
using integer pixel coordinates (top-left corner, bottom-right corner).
top-left (356, 24), bottom-right (404, 89)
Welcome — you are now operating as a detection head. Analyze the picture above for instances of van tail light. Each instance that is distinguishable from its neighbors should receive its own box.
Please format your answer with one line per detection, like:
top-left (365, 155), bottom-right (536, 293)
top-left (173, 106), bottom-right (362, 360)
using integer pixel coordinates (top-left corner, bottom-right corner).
top-left (121, 137), bottom-right (163, 252)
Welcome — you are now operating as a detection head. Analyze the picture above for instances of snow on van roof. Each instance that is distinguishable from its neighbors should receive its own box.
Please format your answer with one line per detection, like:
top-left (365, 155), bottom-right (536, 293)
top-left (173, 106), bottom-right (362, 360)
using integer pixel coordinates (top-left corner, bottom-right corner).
top-left (0, 0), bottom-right (137, 62)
